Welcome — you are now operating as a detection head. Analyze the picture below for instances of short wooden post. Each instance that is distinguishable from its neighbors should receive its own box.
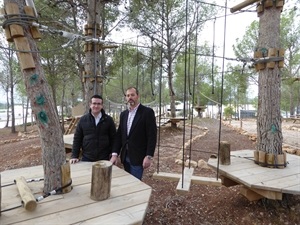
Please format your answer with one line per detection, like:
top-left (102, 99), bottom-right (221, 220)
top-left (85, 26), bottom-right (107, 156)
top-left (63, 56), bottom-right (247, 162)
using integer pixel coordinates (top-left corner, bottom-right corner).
top-left (258, 151), bottom-right (266, 167)
top-left (220, 141), bottom-right (231, 165)
top-left (90, 160), bottom-right (112, 201)
top-left (254, 150), bottom-right (259, 164)
top-left (61, 161), bottom-right (72, 194)
top-left (266, 153), bottom-right (275, 168)
top-left (15, 176), bottom-right (37, 211)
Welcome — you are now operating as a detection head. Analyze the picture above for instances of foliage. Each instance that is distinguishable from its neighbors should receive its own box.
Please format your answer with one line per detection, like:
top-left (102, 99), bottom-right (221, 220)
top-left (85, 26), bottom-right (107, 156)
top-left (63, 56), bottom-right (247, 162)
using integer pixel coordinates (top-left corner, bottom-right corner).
top-left (233, 5), bottom-right (300, 116)
top-left (223, 105), bottom-right (234, 119)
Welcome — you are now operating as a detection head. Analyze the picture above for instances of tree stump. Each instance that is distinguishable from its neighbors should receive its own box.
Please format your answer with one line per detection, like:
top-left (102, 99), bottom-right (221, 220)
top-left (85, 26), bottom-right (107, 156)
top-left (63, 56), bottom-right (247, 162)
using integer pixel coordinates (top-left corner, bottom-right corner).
top-left (220, 141), bottom-right (231, 165)
top-left (61, 162), bottom-right (72, 194)
top-left (90, 160), bottom-right (112, 201)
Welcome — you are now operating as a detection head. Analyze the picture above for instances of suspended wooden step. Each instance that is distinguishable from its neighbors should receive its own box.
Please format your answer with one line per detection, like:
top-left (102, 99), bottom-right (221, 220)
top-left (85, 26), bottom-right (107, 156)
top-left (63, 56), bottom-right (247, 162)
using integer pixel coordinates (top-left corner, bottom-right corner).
top-left (153, 167), bottom-right (221, 195)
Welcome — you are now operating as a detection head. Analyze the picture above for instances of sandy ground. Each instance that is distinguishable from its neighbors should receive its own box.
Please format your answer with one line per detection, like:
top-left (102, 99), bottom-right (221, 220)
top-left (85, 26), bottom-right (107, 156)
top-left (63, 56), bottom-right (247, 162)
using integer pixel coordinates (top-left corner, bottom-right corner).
top-left (224, 119), bottom-right (300, 149)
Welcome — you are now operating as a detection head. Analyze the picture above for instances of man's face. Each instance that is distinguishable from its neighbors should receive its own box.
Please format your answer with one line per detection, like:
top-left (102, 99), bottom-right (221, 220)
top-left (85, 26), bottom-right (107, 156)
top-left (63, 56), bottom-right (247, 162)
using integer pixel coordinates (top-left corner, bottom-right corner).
top-left (90, 97), bottom-right (103, 115)
top-left (126, 88), bottom-right (139, 108)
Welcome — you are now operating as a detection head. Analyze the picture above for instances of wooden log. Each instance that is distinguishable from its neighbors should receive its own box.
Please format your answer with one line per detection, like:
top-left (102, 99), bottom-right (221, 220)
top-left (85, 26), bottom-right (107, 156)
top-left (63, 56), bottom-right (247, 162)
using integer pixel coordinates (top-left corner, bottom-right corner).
top-left (266, 153), bottom-right (275, 168)
top-left (90, 160), bottom-right (112, 201)
top-left (240, 186), bottom-right (263, 201)
top-left (61, 162), bottom-right (72, 194)
top-left (24, 6), bottom-right (42, 40)
top-left (258, 150), bottom-right (266, 167)
top-left (220, 141), bottom-right (230, 165)
top-left (276, 152), bottom-right (286, 169)
top-left (267, 48), bottom-right (276, 68)
top-left (230, 0), bottom-right (260, 13)
top-left (0, 8), bottom-right (13, 42)
top-left (14, 37), bottom-right (35, 70)
top-left (15, 176), bottom-right (37, 211)
top-left (253, 150), bottom-right (259, 164)
top-left (5, 3), bottom-right (24, 38)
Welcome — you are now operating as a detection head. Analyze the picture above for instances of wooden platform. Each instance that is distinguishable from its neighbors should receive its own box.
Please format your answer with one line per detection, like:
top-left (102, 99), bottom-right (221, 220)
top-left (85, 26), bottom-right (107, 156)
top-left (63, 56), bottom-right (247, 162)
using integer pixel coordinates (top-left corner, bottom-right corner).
top-left (0, 162), bottom-right (152, 225)
top-left (208, 150), bottom-right (300, 201)
top-left (63, 134), bottom-right (74, 152)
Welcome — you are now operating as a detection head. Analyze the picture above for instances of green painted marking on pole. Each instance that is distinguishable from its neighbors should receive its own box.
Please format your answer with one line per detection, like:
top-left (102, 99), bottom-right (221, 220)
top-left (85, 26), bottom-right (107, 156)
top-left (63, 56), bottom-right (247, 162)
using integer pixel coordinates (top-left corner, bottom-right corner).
top-left (271, 124), bottom-right (277, 133)
top-left (30, 74), bottom-right (39, 85)
top-left (36, 95), bottom-right (45, 106)
top-left (38, 111), bottom-right (48, 124)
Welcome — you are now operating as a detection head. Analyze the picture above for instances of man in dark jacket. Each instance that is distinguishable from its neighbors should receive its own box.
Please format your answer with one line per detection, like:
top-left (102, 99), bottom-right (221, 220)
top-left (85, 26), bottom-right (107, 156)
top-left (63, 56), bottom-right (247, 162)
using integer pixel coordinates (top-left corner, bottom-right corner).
top-left (110, 87), bottom-right (157, 180)
top-left (70, 95), bottom-right (116, 163)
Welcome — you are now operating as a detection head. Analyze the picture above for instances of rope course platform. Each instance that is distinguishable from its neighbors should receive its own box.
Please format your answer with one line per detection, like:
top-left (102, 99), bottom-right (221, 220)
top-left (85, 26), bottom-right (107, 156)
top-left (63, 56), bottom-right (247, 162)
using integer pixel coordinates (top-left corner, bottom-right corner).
top-left (208, 150), bottom-right (300, 201)
top-left (0, 163), bottom-right (151, 225)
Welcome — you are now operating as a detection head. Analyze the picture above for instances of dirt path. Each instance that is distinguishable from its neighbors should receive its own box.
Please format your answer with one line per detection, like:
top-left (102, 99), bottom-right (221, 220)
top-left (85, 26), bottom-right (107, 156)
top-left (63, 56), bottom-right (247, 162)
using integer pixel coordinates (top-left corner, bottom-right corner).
top-left (225, 119), bottom-right (300, 149)
top-left (0, 119), bottom-right (299, 225)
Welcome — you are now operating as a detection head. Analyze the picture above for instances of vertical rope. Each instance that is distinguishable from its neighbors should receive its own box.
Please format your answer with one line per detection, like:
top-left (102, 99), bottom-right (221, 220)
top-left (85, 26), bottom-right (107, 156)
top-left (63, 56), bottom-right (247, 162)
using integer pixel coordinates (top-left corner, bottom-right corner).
top-left (121, 40), bottom-right (126, 96)
top-left (181, 0), bottom-right (189, 189)
top-left (150, 37), bottom-right (155, 97)
top-left (217, 0), bottom-right (228, 179)
top-left (211, 17), bottom-right (216, 94)
top-left (188, 7), bottom-right (199, 166)
top-left (156, 2), bottom-right (165, 174)
top-left (93, 0), bottom-right (98, 95)
top-left (136, 36), bottom-right (139, 90)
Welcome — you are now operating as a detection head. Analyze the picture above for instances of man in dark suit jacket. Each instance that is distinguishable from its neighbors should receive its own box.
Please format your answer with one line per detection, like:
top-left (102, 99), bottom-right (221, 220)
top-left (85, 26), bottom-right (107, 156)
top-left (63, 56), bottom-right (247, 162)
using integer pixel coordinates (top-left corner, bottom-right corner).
top-left (110, 87), bottom-right (157, 180)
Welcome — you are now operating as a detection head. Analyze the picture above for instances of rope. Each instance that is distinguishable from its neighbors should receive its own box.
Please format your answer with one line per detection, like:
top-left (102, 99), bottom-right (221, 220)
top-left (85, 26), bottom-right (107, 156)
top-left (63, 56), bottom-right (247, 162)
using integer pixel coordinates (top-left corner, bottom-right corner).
top-left (121, 40), bottom-right (126, 96)
top-left (156, 1), bottom-right (165, 175)
top-left (187, 8), bottom-right (199, 167)
top-left (0, 179), bottom-right (72, 213)
top-left (1, 177), bottom-right (44, 188)
top-left (180, 0), bottom-right (189, 189)
top-left (36, 179), bottom-right (72, 202)
top-left (211, 17), bottom-right (216, 94)
top-left (216, 0), bottom-right (228, 179)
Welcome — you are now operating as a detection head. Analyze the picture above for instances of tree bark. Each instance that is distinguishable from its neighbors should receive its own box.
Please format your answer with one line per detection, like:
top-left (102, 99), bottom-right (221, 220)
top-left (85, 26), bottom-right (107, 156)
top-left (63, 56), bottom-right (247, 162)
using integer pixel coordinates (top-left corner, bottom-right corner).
top-left (84, 0), bottom-right (103, 112)
top-left (256, 6), bottom-right (283, 155)
top-left (4, 0), bottom-right (66, 193)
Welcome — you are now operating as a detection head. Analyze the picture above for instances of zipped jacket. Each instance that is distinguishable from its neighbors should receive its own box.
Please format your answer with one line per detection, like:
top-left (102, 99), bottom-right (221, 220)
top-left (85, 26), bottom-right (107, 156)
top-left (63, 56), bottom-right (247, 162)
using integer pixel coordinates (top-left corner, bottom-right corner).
top-left (72, 109), bottom-right (116, 161)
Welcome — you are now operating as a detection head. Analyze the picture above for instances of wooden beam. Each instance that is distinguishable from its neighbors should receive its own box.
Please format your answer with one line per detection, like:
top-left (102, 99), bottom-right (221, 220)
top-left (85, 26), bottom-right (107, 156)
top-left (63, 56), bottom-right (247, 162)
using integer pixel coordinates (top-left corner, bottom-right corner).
top-left (153, 172), bottom-right (221, 187)
top-left (221, 176), bottom-right (239, 187)
top-left (240, 186), bottom-right (263, 201)
top-left (176, 167), bottom-right (194, 195)
top-left (230, 0), bottom-right (260, 13)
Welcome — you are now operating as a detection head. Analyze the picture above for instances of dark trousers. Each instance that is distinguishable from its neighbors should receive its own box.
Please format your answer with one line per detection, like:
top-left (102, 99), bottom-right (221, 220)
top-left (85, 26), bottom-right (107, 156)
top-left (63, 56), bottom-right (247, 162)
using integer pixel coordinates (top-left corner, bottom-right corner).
top-left (123, 156), bottom-right (144, 180)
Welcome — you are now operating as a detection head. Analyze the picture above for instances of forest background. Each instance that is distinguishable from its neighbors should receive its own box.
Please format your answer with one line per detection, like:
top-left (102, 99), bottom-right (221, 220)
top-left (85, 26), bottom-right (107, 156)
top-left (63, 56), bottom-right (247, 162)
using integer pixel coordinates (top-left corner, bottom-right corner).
top-left (0, 0), bottom-right (299, 133)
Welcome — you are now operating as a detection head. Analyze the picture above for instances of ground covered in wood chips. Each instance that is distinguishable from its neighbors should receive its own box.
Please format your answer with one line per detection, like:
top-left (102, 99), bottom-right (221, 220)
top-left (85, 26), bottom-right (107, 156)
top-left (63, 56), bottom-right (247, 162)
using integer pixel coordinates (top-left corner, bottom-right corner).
top-left (0, 118), bottom-right (299, 225)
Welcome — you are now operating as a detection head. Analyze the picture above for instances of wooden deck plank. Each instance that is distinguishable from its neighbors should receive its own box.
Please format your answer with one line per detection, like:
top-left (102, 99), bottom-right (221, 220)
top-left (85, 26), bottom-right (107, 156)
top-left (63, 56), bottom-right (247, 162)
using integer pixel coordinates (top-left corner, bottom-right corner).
top-left (0, 163), bottom-right (151, 225)
top-left (251, 174), bottom-right (300, 192)
top-left (11, 190), bottom-right (151, 225)
top-left (207, 150), bottom-right (300, 198)
top-left (2, 175), bottom-right (147, 219)
top-left (73, 203), bottom-right (149, 225)
top-left (153, 172), bottom-right (221, 186)
top-left (176, 167), bottom-right (194, 194)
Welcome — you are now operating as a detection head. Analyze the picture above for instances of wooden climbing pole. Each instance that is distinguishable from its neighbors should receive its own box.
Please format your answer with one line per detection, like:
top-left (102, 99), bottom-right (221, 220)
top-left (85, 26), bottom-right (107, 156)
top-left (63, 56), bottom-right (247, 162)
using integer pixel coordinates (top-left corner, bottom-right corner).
top-left (231, 0), bottom-right (285, 168)
top-left (2, 0), bottom-right (66, 193)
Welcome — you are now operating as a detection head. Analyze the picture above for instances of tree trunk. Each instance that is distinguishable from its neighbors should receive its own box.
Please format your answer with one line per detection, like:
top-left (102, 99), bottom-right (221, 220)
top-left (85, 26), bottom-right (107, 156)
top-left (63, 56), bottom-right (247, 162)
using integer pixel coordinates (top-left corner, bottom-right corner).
top-left (84, 0), bottom-right (103, 112)
top-left (256, 6), bottom-right (283, 155)
top-left (4, 0), bottom-right (66, 193)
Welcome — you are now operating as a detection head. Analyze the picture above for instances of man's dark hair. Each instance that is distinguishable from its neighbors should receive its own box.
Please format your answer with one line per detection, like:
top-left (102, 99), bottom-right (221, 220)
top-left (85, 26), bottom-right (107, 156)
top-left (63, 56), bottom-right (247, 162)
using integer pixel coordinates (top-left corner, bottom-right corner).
top-left (126, 87), bottom-right (139, 95)
top-left (90, 94), bottom-right (103, 102)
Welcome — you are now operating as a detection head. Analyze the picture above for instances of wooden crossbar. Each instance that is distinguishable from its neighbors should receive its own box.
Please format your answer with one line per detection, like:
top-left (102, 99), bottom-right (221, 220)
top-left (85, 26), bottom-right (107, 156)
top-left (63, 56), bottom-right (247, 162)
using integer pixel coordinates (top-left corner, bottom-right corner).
top-left (153, 169), bottom-right (221, 194)
top-left (176, 168), bottom-right (194, 194)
